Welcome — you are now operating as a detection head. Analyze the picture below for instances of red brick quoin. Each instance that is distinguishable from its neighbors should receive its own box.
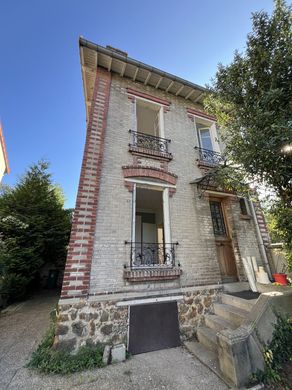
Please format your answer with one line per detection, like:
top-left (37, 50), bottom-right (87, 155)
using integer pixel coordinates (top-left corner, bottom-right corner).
top-left (61, 68), bottom-right (111, 299)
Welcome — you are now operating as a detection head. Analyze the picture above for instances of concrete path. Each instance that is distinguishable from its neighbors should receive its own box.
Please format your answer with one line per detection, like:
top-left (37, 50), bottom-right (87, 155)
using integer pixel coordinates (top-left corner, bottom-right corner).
top-left (0, 293), bottom-right (228, 390)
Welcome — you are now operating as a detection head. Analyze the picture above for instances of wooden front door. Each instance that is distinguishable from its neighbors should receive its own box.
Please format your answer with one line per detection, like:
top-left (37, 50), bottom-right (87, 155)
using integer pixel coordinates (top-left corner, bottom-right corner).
top-left (209, 200), bottom-right (238, 282)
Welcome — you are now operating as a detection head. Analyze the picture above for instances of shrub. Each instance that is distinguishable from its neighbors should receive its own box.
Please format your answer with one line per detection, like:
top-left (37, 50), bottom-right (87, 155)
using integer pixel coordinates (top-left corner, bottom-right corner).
top-left (252, 313), bottom-right (292, 387)
top-left (0, 162), bottom-right (71, 302)
top-left (28, 311), bottom-right (104, 374)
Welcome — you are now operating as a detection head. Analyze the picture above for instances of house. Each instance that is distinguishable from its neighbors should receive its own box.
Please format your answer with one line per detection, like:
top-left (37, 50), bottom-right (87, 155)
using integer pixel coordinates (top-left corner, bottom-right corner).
top-left (0, 123), bottom-right (9, 181)
top-left (55, 38), bottom-right (272, 359)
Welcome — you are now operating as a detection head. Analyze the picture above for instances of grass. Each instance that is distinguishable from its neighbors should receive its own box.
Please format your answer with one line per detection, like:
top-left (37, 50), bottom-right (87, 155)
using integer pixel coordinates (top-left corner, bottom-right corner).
top-left (27, 309), bottom-right (105, 374)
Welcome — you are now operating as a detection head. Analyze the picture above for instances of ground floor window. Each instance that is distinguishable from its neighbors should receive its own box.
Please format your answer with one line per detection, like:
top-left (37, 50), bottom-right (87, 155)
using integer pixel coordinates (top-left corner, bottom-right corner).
top-left (131, 184), bottom-right (173, 267)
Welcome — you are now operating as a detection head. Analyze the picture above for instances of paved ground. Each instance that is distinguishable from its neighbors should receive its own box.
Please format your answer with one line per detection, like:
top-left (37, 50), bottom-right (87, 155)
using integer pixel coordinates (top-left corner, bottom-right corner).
top-left (0, 293), bottom-right (228, 390)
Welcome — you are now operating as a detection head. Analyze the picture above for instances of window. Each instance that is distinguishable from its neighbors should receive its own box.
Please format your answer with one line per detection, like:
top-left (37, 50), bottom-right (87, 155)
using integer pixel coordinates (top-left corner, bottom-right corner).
top-left (131, 185), bottom-right (174, 268)
top-left (196, 122), bottom-right (213, 150)
top-left (136, 99), bottom-right (161, 137)
top-left (195, 117), bottom-right (218, 152)
top-left (210, 201), bottom-right (227, 236)
top-left (130, 98), bottom-right (172, 157)
top-left (239, 198), bottom-right (250, 217)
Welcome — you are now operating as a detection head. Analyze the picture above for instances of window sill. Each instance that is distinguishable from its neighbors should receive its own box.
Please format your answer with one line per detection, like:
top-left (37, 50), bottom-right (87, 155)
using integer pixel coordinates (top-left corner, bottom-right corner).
top-left (123, 267), bottom-right (182, 282)
top-left (129, 145), bottom-right (172, 161)
top-left (197, 159), bottom-right (219, 168)
top-left (240, 214), bottom-right (251, 220)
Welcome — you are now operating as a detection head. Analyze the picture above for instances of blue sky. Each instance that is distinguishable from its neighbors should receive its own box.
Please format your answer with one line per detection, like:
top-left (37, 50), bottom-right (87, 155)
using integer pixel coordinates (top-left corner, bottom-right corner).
top-left (0, 0), bottom-right (276, 208)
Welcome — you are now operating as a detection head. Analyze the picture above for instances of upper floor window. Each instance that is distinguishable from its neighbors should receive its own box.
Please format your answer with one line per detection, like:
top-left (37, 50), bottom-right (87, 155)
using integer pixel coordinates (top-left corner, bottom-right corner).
top-left (129, 97), bottom-right (172, 159)
top-left (195, 118), bottom-right (218, 152)
top-left (196, 123), bottom-right (213, 151)
top-left (194, 116), bottom-right (224, 166)
top-left (136, 99), bottom-right (162, 137)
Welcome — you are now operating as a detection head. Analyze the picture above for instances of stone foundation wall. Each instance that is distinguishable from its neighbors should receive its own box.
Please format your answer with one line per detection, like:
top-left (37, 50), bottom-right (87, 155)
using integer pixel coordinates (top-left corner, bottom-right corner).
top-left (54, 287), bottom-right (221, 352)
top-left (54, 299), bottom-right (128, 352)
top-left (178, 288), bottom-right (220, 340)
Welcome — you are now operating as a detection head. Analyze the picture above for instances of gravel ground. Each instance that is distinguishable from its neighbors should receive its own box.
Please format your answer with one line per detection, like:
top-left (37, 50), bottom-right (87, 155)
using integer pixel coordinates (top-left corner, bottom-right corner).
top-left (0, 292), bottom-right (228, 390)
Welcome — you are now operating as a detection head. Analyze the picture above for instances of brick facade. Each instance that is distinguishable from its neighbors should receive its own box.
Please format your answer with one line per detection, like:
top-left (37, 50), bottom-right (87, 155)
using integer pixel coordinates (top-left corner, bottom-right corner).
top-left (61, 71), bottom-right (266, 298)
top-left (57, 41), bottom-right (270, 351)
top-left (61, 68), bottom-right (111, 299)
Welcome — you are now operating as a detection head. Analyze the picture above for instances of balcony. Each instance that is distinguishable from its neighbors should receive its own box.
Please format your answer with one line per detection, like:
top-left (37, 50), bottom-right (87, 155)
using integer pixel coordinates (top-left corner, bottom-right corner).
top-left (195, 146), bottom-right (225, 167)
top-left (124, 241), bottom-right (182, 282)
top-left (129, 130), bottom-right (172, 160)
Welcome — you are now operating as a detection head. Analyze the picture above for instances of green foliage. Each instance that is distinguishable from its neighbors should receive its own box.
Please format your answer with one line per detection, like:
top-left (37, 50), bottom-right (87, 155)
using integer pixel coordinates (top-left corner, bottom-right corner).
top-left (269, 203), bottom-right (292, 271)
top-left (204, 0), bottom-right (292, 269)
top-left (252, 313), bottom-right (292, 387)
top-left (0, 161), bottom-right (71, 302)
top-left (28, 312), bottom-right (104, 374)
top-left (205, 0), bottom-right (292, 205)
top-left (206, 165), bottom-right (254, 198)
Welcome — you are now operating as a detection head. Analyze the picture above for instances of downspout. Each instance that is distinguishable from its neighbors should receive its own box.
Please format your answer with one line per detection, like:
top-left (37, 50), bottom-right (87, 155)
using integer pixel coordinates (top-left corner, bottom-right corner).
top-left (249, 200), bottom-right (273, 280)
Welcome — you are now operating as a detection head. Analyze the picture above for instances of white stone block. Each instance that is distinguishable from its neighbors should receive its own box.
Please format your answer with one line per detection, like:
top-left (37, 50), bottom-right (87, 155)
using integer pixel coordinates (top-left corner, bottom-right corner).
top-left (102, 345), bottom-right (111, 365)
top-left (111, 343), bottom-right (126, 363)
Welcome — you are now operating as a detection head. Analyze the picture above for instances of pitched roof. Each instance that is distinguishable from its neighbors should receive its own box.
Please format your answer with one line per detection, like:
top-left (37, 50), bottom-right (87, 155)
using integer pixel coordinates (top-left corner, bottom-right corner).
top-left (79, 37), bottom-right (207, 120)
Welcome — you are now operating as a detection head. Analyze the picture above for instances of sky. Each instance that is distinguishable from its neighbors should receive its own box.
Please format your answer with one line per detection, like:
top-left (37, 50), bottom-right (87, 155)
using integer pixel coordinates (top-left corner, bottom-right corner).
top-left (0, 0), bottom-right (277, 208)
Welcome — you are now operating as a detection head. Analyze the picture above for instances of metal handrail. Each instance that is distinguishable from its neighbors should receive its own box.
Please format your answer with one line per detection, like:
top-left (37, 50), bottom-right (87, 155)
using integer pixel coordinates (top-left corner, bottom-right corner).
top-left (129, 130), bottom-right (171, 154)
top-left (194, 146), bottom-right (225, 165)
top-left (125, 241), bottom-right (178, 268)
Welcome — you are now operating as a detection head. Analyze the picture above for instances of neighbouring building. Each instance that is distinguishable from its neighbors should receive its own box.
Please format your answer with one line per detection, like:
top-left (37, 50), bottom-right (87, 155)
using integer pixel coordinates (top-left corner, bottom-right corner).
top-left (55, 38), bottom-right (272, 355)
top-left (0, 122), bottom-right (9, 308)
top-left (0, 123), bottom-right (9, 182)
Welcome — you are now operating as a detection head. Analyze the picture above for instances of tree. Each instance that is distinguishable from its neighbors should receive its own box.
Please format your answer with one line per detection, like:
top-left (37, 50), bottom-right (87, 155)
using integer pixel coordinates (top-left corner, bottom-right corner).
top-left (204, 0), bottom-right (292, 268)
top-left (0, 162), bottom-right (71, 301)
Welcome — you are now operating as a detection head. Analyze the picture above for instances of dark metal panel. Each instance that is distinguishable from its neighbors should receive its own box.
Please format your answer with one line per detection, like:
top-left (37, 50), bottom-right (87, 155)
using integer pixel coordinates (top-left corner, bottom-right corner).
top-left (128, 302), bottom-right (181, 355)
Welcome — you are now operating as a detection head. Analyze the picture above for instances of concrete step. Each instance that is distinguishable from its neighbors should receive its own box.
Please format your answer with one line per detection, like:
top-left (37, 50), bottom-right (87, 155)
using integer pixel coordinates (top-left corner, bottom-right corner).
top-left (213, 303), bottom-right (249, 327)
top-left (197, 326), bottom-right (218, 352)
top-left (221, 293), bottom-right (255, 312)
top-left (205, 314), bottom-right (237, 332)
top-left (223, 281), bottom-right (249, 293)
top-left (184, 340), bottom-right (218, 370)
top-left (184, 341), bottom-right (234, 388)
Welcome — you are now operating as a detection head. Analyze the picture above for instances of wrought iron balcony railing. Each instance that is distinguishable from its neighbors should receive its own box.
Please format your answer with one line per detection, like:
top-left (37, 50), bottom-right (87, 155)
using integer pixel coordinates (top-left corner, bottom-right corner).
top-left (125, 242), bottom-right (178, 268)
top-left (195, 146), bottom-right (225, 166)
top-left (129, 130), bottom-right (171, 154)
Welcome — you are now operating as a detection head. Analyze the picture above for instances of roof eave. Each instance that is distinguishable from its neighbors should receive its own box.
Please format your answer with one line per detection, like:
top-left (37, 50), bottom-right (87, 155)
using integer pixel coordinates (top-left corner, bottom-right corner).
top-left (79, 37), bottom-right (208, 120)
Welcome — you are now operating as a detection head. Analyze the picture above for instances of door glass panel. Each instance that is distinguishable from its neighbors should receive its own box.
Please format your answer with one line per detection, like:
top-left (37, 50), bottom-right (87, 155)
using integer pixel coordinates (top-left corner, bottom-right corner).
top-left (210, 201), bottom-right (227, 236)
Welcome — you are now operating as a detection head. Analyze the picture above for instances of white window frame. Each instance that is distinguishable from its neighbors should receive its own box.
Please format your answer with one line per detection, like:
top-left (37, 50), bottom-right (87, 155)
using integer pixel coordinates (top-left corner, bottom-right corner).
top-left (193, 115), bottom-right (220, 153)
top-left (134, 96), bottom-right (165, 138)
top-left (130, 180), bottom-right (173, 250)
